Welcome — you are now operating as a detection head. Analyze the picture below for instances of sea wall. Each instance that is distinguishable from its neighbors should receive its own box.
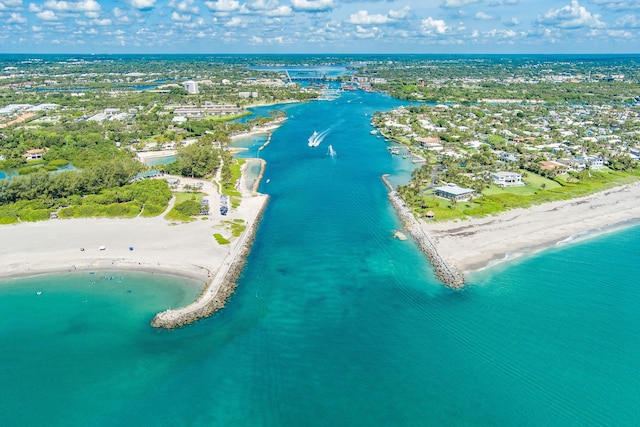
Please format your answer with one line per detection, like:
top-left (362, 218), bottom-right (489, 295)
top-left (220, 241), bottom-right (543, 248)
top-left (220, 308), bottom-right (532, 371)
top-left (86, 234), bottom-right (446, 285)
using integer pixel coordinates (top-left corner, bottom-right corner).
top-left (382, 175), bottom-right (465, 289)
top-left (151, 196), bottom-right (269, 329)
top-left (252, 159), bottom-right (267, 194)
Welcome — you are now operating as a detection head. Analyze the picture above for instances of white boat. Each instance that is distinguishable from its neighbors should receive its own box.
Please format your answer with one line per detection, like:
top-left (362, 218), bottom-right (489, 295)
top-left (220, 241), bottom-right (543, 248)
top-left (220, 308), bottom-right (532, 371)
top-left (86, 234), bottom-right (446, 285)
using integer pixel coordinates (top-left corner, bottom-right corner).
top-left (308, 129), bottom-right (330, 147)
top-left (308, 131), bottom-right (319, 146)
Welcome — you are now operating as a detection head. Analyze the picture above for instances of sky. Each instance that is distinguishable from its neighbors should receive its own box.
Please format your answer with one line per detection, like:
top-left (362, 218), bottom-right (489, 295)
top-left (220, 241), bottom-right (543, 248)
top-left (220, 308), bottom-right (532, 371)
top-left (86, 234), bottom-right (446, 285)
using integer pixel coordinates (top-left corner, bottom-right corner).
top-left (0, 0), bottom-right (639, 54)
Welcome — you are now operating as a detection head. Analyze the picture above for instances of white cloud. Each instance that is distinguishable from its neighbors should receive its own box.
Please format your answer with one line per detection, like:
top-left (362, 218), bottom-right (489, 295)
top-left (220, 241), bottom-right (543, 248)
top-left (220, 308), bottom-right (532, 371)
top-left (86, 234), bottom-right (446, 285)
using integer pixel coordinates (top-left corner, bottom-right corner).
top-left (354, 25), bottom-right (378, 39)
top-left (93, 17), bottom-right (111, 25)
top-left (615, 14), bottom-right (640, 27)
top-left (421, 17), bottom-right (449, 35)
top-left (250, 35), bottom-right (262, 43)
top-left (28, 3), bottom-right (41, 12)
top-left (204, 0), bottom-right (239, 13)
top-left (129, 0), bottom-right (156, 11)
top-left (592, 0), bottom-right (640, 11)
top-left (113, 7), bottom-right (131, 23)
top-left (7, 12), bottom-right (27, 23)
top-left (171, 11), bottom-right (191, 22)
top-left (265, 5), bottom-right (292, 16)
top-left (169, 0), bottom-right (199, 14)
top-left (504, 17), bottom-right (520, 26)
top-left (441, 0), bottom-right (478, 8)
top-left (475, 12), bottom-right (496, 20)
top-left (484, 28), bottom-right (517, 38)
top-left (538, 0), bottom-right (606, 29)
top-left (388, 6), bottom-right (410, 20)
top-left (43, 0), bottom-right (101, 13)
top-left (487, 0), bottom-right (518, 5)
top-left (225, 16), bottom-right (243, 26)
top-left (3, 0), bottom-right (24, 7)
top-left (349, 10), bottom-right (391, 25)
top-left (291, 0), bottom-right (334, 12)
top-left (244, 0), bottom-right (278, 11)
top-left (36, 10), bottom-right (58, 20)
top-left (606, 29), bottom-right (633, 37)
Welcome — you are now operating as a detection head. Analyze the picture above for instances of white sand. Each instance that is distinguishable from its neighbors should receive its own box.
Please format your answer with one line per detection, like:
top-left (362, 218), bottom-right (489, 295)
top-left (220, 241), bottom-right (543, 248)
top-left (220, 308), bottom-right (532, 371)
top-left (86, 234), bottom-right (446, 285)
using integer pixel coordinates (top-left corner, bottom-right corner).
top-left (420, 182), bottom-right (640, 273)
top-left (136, 150), bottom-right (177, 160)
top-left (0, 174), bottom-right (268, 285)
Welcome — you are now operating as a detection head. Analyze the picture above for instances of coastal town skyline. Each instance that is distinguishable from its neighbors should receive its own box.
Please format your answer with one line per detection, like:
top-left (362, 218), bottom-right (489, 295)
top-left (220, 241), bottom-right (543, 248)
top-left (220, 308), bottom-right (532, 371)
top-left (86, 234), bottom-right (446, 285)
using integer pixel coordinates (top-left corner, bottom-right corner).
top-left (1, 0), bottom-right (640, 54)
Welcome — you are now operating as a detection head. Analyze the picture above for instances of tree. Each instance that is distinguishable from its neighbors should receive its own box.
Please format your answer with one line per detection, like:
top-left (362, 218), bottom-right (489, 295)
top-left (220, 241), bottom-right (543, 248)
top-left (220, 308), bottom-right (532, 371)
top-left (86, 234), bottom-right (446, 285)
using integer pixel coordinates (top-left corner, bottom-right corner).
top-left (176, 143), bottom-right (220, 178)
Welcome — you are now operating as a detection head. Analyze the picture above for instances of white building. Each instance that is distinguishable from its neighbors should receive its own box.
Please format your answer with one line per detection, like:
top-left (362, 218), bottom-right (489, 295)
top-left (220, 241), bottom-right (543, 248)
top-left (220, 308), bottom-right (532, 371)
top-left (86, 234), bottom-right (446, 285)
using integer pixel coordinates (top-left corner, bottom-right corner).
top-left (434, 183), bottom-right (475, 201)
top-left (183, 80), bottom-right (199, 94)
top-left (491, 171), bottom-right (525, 187)
top-left (575, 155), bottom-right (604, 170)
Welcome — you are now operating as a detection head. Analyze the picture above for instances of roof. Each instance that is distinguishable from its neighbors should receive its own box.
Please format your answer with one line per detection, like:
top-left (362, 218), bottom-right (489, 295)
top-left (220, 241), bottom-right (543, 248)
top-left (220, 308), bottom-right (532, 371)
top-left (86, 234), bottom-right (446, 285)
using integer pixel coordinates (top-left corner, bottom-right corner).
top-left (492, 171), bottom-right (521, 178)
top-left (434, 183), bottom-right (474, 196)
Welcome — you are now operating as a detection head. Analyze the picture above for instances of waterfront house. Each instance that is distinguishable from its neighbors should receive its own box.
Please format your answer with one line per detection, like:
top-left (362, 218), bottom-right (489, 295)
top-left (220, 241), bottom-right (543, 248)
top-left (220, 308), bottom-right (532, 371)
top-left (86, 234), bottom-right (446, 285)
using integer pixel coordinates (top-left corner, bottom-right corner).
top-left (498, 151), bottom-right (518, 162)
top-left (491, 171), bottom-right (525, 187)
top-left (575, 155), bottom-right (605, 170)
top-left (434, 183), bottom-right (475, 201)
top-left (416, 137), bottom-right (444, 151)
top-left (22, 148), bottom-right (47, 161)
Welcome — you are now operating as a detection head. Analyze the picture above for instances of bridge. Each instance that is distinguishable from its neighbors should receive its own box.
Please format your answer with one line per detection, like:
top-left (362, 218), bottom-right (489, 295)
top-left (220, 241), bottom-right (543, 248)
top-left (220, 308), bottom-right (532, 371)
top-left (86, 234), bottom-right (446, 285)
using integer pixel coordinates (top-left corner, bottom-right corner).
top-left (284, 70), bottom-right (333, 83)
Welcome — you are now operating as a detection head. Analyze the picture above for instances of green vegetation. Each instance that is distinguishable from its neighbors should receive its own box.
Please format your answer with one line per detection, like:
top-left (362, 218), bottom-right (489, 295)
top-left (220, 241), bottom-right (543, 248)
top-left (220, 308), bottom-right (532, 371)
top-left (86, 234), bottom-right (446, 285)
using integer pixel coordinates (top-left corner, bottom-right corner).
top-left (407, 169), bottom-right (640, 221)
top-left (224, 220), bottom-right (246, 237)
top-left (0, 177), bottom-right (171, 223)
top-left (164, 192), bottom-right (204, 222)
top-left (213, 233), bottom-right (231, 245)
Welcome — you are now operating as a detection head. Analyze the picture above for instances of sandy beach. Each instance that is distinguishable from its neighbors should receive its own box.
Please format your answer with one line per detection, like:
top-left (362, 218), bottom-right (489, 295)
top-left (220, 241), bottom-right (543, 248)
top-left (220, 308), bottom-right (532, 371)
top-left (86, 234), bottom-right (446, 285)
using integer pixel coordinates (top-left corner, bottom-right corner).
top-left (0, 173), bottom-right (267, 285)
top-left (135, 150), bottom-right (177, 161)
top-left (419, 182), bottom-right (640, 273)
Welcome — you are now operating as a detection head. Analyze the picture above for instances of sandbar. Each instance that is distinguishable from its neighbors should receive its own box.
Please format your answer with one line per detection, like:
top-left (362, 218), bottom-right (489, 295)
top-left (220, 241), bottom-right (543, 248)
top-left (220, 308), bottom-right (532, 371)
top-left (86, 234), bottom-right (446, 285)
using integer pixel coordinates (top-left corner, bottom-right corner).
top-left (419, 182), bottom-right (640, 273)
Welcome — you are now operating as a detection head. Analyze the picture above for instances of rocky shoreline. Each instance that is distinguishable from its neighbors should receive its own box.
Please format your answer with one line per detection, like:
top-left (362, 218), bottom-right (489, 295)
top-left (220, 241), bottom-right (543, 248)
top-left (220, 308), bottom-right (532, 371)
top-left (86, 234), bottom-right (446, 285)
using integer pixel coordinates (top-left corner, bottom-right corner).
top-left (150, 196), bottom-right (269, 329)
top-left (382, 175), bottom-right (465, 289)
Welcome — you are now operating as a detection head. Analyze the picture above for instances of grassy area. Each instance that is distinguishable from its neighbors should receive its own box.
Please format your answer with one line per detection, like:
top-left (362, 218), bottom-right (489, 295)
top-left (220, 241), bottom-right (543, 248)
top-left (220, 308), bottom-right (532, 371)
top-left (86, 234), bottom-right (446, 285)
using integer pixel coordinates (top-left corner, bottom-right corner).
top-left (221, 159), bottom-right (244, 198)
top-left (173, 191), bottom-right (203, 204)
top-left (414, 168), bottom-right (640, 221)
top-left (213, 233), bottom-right (230, 245)
top-left (163, 192), bottom-right (204, 221)
top-left (224, 219), bottom-right (246, 237)
top-left (205, 111), bottom-right (251, 122)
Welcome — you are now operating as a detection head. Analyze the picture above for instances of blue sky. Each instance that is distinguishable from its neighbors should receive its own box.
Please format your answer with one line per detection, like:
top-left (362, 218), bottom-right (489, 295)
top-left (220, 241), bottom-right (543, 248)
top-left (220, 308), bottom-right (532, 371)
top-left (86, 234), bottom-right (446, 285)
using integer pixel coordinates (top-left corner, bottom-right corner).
top-left (0, 0), bottom-right (639, 54)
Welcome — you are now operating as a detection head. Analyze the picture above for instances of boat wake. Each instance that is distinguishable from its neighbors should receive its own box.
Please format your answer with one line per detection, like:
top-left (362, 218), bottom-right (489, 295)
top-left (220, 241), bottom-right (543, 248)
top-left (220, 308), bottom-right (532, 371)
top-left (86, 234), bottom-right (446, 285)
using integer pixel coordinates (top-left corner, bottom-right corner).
top-left (328, 144), bottom-right (336, 158)
top-left (308, 128), bottom-right (331, 147)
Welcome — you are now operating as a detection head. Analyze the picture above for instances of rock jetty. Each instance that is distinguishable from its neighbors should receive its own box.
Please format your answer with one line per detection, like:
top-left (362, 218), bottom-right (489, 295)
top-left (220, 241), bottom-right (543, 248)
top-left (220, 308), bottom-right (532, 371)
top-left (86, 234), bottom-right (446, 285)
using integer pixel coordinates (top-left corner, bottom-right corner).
top-left (151, 196), bottom-right (269, 329)
top-left (382, 175), bottom-right (465, 289)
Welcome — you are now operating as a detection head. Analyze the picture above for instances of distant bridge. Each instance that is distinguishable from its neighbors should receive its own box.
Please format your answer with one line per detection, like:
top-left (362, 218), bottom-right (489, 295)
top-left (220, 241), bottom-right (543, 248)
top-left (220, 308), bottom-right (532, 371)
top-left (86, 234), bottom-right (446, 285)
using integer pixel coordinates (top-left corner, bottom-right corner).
top-left (284, 70), bottom-right (333, 83)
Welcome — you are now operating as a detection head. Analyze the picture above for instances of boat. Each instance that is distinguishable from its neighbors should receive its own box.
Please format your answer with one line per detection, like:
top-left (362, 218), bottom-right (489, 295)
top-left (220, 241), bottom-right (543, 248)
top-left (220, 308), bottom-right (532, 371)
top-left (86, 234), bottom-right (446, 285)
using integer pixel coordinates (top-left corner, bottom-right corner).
top-left (308, 129), bottom-right (330, 147)
top-left (308, 131), bottom-right (319, 146)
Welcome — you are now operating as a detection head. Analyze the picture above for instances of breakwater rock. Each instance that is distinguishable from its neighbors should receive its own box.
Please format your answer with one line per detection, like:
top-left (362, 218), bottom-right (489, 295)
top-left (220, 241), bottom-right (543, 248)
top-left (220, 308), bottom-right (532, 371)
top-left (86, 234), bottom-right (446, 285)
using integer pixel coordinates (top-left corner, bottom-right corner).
top-left (151, 196), bottom-right (269, 329)
top-left (382, 175), bottom-right (465, 289)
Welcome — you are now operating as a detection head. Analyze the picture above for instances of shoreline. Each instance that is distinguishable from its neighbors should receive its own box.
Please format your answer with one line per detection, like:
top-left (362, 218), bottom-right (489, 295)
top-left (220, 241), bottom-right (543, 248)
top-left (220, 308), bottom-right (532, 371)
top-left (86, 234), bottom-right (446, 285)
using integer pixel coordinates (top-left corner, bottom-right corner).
top-left (418, 181), bottom-right (640, 275)
top-left (0, 162), bottom-right (270, 328)
top-left (150, 195), bottom-right (268, 328)
top-left (382, 175), bottom-right (465, 289)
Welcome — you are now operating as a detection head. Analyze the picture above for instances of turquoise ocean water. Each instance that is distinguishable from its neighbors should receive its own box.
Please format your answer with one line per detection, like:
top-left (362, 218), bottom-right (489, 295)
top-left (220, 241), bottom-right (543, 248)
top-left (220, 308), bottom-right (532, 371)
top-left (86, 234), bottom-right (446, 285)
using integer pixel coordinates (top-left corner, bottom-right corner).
top-left (1, 90), bottom-right (640, 426)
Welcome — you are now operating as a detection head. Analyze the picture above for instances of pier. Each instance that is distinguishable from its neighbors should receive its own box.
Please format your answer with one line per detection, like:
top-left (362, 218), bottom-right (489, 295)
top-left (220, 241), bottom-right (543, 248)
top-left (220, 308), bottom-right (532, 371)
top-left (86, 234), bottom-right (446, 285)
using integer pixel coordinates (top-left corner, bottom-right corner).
top-left (151, 195), bottom-right (269, 329)
top-left (382, 175), bottom-right (465, 289)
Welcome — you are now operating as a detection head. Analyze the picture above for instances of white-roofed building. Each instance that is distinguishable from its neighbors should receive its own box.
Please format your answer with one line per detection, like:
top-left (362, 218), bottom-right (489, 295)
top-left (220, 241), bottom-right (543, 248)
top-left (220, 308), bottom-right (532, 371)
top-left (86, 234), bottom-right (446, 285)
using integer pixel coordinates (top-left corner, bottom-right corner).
top-left (491, 171), bottom-right (525, 187)
top-left (434, 183), bottom-right (475, 201)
